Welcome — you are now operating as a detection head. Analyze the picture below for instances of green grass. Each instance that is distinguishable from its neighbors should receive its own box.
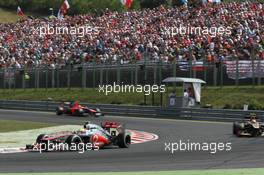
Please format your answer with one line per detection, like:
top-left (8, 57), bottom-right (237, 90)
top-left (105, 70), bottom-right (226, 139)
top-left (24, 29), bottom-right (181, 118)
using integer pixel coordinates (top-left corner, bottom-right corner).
top-left (0, 88), bottom-right (152, 105)
top-left (0, 86), bottom-right (264, 109)
top-left (202, 86), bottom-right (264, 109)
top-left (1, 168), bottom-right (264, 175)
top-left (0, 119), bottom-right (56, 133)
top-left (0, 8), bottom-right (20, 23)
top-left (0, 7), bottom-right (44, 23)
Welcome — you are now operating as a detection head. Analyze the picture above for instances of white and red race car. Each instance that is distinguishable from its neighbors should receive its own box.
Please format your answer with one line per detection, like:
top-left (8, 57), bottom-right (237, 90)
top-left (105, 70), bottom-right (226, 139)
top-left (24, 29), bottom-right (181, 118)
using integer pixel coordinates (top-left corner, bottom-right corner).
top-left (26, 121), bottom-right (131, 152)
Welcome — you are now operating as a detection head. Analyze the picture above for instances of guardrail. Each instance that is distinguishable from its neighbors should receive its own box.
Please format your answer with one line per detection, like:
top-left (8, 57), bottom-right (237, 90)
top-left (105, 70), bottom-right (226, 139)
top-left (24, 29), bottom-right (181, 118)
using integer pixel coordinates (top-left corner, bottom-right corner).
top-left (0, 100), bottom-right (263, 122)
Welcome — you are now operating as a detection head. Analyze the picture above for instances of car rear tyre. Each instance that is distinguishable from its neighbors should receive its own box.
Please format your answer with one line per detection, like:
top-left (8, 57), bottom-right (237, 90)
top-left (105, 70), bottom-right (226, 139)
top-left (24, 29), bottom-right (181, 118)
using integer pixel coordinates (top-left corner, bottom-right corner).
top-left (233, 122), bottom-right (243, 137)
top-left (74, 109), bottom-right (84, 116)
top-left (56, 108), bottom-right (63, 115)
top-left (87, 113), bottom-right (95, 118)
top-left (232, 123), bottom-right (236, 135)
top-left (117, 133), bottom-right (131, 148)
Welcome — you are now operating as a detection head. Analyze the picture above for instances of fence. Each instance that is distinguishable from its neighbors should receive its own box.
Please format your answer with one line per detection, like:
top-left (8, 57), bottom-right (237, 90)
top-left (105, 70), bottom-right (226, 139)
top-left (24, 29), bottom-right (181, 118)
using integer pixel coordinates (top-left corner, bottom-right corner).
top-left (0, 61), bottom-right (264, 90)
top-left (0, 100), bottom-right (263, 122)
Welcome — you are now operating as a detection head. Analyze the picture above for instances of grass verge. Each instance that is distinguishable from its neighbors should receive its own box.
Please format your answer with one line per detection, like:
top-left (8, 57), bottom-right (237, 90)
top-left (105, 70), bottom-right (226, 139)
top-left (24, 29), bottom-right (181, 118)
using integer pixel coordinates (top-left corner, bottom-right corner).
top-left (0, 7), bottom-right (43, 23)
top-left (0, 86), bottom-right (264, 109)
top-left (0, 8), bottom-right (19, 23)
top-left (0, 124), bottom-right (78, 147)
top-left (0, 119), bottom-right (56, 133)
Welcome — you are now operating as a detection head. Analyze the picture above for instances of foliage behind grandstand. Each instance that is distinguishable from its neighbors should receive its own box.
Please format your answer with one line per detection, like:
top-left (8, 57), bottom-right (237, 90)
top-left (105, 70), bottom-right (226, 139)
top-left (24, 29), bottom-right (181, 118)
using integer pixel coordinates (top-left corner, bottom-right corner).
top-left (0, 0), bottom-right (263, 16)
top-left (0, 0), bottom-right (140, 15)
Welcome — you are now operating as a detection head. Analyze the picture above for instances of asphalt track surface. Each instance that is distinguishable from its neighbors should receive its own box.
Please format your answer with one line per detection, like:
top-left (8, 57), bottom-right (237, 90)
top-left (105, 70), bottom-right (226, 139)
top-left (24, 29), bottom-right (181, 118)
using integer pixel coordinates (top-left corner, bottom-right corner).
top-left (0, 109), bottom-right (264, 173)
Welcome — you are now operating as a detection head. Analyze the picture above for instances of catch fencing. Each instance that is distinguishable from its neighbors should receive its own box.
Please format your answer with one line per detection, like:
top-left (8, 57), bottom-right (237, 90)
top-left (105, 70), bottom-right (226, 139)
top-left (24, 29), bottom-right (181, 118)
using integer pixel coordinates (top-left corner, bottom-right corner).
top-left (1, 61), bottom-right (264, 90)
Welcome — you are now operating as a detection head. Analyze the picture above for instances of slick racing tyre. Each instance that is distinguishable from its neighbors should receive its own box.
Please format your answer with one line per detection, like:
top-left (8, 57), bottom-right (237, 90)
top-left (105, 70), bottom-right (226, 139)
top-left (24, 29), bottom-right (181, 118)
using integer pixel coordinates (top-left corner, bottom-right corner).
top-left (233, 122), bottom-right (237, 135)
top-left (36, 134), bottom-right (48, 151)
top-left (249, 128), bottom-right (262, 137)
top-left (117, 133), bottom-right (131, 148)
top-left (65, 135), bottom-right (83, 151)
top-left (87, 113), bottom-right (96, 118)
top-left (74, 109), bottom-right (84, 116)
top-left (36, 134), bottom-right (48, 143)
top-left (233, 122), bottom-right (243, 137)
top-left (56, 107), bottom-right (63, 115)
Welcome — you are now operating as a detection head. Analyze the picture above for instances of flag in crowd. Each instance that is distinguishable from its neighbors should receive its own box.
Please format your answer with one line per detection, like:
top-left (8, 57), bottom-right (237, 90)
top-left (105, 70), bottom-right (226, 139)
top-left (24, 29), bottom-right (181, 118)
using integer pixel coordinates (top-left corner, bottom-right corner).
top-left (120, 0), bottom-right (133, 8)
top-left (208, 0), bottom-right (221, 3)
top-left (58, 0), bottom-right (70, 19)
top-left (178, 61), bottom-right (206, 71)
top-left (17, 6), bottom-right (24, 17)
top-left (226, 61), bottom-right (264, 79)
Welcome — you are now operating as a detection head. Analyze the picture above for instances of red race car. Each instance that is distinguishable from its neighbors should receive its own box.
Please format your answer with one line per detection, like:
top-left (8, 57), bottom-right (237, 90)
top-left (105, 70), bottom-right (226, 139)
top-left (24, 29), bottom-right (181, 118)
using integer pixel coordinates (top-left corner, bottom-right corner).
top-left (56, 101), bottom-right (103, 117)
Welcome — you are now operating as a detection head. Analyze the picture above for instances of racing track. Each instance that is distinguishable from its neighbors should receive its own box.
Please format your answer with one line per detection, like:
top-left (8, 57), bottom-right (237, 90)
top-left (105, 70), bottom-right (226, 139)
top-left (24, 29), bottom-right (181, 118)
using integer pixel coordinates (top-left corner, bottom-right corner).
top-left (1, 109), bottom-right (264, 173)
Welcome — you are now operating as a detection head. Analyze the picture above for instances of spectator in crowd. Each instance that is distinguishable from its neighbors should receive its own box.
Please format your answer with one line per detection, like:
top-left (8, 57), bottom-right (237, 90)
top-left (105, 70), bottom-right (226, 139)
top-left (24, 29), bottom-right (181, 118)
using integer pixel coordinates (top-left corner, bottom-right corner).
top-left (0, 1), bottom-right (262, 69)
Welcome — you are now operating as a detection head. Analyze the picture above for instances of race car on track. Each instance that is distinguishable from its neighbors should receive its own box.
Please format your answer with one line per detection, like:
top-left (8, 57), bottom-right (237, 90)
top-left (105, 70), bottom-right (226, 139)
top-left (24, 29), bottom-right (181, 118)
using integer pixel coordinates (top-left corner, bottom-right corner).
top-left (233, 113), bottom-right (264, 137)
top-left (56, 101), bottom-right (103, 117)
top-left (26, 121), bottom-right (131, 151)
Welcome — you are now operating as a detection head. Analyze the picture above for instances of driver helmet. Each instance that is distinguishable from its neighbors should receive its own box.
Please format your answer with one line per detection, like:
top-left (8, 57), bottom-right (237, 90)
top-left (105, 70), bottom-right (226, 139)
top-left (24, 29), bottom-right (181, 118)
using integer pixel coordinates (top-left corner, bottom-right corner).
top-left (250, 113), bottom-right (257, 123)
top-left (84, 121), bottom-right (91, 129)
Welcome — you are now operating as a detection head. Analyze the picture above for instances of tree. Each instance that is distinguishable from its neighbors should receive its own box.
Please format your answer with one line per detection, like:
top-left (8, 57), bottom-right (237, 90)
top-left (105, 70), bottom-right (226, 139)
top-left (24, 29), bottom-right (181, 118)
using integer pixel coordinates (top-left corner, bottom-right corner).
top-left (140, 0), bottom-right (167, 8)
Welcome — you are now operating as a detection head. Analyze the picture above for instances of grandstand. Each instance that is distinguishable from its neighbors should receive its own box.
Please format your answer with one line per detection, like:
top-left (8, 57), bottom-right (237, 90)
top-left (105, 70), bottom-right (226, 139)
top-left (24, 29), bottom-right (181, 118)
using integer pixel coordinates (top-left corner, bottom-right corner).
top-left (0, 1), bottom-right (263, 87)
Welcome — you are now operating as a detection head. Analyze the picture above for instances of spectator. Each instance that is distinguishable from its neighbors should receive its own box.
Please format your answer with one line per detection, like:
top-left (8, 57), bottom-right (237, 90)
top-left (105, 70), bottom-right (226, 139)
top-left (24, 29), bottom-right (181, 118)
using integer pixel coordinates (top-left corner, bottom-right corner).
top-left (0, 1), bottom-right (262, 69)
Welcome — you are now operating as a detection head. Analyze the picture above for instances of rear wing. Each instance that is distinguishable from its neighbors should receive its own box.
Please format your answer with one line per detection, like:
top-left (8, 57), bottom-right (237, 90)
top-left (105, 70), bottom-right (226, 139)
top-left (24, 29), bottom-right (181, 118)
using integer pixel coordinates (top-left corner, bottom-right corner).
top-left (101, 121), bottom-right (122, 128)
top-left (101, 121), bottom-right (126, 136)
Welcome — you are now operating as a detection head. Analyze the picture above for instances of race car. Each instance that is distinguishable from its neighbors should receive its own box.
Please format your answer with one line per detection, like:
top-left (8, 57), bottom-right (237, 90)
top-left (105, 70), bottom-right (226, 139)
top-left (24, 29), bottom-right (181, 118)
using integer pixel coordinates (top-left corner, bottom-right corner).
top-left (233, 113), bottom-right (264, 137)
top-left (56, 101), bottom-right (103, 117)
top-left (26, 121), bottom-right (131, 152)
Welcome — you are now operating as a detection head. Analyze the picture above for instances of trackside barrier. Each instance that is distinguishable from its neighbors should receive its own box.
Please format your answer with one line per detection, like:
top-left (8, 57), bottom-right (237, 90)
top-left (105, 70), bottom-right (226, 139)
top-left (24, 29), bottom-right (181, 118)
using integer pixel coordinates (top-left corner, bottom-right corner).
top-left (0, 100), bottom-right (263, 122)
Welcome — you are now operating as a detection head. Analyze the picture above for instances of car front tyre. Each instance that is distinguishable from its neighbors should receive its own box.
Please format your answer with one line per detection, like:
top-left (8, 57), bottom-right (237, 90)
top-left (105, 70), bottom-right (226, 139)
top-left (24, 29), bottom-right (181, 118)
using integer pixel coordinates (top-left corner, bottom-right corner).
top-left (65, 135), bottom-right (83, 151)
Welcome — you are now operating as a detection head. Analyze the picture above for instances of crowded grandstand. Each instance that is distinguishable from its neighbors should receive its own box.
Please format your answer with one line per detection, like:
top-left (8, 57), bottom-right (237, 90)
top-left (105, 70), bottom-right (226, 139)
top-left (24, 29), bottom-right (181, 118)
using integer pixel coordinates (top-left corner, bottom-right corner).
top-left (0, 0), bottom-right (263, 70)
